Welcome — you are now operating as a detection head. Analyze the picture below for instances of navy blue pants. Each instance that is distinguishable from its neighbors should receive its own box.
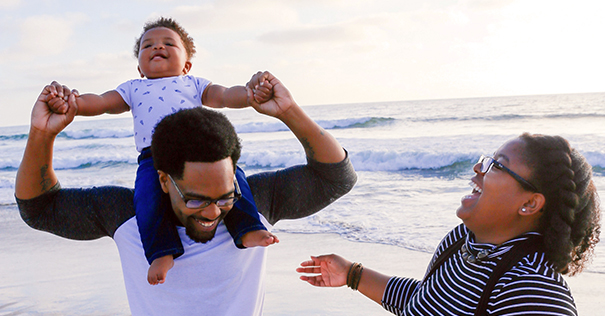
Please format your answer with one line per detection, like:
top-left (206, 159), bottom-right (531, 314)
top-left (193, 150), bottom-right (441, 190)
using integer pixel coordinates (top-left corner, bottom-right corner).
top-left (134, 148), bottom-right (267, 264)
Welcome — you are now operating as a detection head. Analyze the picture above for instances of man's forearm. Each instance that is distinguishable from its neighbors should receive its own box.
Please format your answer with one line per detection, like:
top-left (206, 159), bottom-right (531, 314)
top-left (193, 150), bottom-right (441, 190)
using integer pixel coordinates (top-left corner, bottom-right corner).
top-left (277, 105), bottom-right (345, 164)
top-left (15, 128), bottom-right (59, 199)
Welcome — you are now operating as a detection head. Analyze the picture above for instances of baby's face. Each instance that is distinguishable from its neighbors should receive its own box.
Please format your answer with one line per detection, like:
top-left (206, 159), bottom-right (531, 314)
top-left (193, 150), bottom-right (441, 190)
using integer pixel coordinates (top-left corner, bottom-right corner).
top-left (137, 27), bottom-right (191, 79)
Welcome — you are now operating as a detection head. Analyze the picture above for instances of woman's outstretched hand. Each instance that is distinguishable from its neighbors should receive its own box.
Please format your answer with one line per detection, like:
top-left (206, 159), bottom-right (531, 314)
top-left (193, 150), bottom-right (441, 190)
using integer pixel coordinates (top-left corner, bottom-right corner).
top-left (296, 254), bottom-right (352, 287)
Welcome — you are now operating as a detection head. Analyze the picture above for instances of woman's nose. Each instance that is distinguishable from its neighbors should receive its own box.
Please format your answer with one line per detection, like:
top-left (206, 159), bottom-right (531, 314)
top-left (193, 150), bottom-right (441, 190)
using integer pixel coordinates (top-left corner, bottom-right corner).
top-left (473, 162), bottom-right (483, 174)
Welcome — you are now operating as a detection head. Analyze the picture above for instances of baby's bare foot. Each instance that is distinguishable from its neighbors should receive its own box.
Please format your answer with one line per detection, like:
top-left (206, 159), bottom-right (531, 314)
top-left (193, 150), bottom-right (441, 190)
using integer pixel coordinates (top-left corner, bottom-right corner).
top-left (148, 255), bottom-right (174, 285)
top-left (242, 230), bottom-right (280, 248)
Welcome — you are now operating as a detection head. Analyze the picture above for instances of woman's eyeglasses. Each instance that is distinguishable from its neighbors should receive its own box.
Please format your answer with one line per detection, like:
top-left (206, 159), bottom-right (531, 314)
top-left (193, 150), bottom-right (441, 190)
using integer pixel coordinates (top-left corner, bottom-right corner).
top-left (168, 174), bottom-right (242, 209)
top-left (478, 155), bottom-right (539, 192)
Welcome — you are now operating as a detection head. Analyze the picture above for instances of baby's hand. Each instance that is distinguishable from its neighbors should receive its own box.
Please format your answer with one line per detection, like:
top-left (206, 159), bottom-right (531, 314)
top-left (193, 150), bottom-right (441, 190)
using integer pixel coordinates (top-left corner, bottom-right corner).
top-left (45, 81), bottom-right (79, 114)
top-left (252, 79), bottom-right (274, 104)
top-left (47, 95), bottom-right (69, 114)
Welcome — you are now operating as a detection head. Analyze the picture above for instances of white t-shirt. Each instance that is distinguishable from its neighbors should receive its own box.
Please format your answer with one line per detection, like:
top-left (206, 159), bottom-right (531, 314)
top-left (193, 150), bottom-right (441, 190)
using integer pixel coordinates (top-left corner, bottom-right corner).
top-left (116, 75), bottom-right (211, 152)
top-left (114, 215), bottom-right (271, 315)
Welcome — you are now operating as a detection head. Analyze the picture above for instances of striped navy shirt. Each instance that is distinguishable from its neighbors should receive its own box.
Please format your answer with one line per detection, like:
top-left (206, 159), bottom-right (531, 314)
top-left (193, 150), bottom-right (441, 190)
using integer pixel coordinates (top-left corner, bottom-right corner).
top-left (382, 224), bottom-right (577, 315)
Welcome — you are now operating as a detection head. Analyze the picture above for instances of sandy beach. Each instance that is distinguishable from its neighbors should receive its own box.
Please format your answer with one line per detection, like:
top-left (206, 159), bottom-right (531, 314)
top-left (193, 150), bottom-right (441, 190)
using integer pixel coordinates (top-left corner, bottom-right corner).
top-left (265, 233), bottom-right (604, 316)
top-left (2, 214), bottom-right (603, 315)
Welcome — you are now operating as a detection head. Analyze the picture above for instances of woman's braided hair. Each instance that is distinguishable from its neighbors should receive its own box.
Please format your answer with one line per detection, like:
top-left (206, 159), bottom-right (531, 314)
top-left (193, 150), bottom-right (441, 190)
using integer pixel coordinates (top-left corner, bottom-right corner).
top-left (520, 133), bottom-right (601, 275)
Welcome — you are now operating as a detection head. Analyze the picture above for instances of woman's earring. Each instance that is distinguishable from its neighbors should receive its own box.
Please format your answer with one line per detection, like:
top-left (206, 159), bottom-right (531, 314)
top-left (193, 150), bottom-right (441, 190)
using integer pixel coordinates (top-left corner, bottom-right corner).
top-left (521, 207), bottom-right (527, 212)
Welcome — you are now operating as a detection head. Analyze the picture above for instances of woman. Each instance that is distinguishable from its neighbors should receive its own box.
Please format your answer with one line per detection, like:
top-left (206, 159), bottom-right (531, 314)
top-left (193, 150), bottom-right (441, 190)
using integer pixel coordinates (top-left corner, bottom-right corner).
top-left (297, 133), bottom-right (601, 315)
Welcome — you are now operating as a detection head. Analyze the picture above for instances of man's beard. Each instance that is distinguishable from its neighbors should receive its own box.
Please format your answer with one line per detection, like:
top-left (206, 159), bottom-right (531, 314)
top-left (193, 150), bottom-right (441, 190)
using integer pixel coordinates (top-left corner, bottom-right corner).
top-left (183, 211), bottom-right (228, 243)
top-left (185, 222), bottom-right (217, 243)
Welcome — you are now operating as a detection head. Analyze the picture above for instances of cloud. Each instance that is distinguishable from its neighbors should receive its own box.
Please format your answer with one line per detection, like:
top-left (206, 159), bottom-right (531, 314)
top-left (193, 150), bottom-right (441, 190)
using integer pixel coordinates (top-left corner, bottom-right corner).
top-left (0, 0), bottom-right (20, 9)
top-left (7, 13), bottom-right (88, 60)
top-left (21, 51), bottom-right (137, 90)
top-left (466, 0), bottom-right (515, 10)
top-left (257, 24), bottom-right (360, 45)
top-left (159, 1), bottom-right (299, 31)
top-left (21, 16), bottom-right (71, 54)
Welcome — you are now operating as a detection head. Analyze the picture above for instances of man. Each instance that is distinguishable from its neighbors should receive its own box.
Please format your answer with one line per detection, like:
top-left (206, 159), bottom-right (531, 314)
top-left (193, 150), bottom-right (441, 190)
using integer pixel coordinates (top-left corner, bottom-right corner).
top-left (15, 72), bottom-right (357, 315)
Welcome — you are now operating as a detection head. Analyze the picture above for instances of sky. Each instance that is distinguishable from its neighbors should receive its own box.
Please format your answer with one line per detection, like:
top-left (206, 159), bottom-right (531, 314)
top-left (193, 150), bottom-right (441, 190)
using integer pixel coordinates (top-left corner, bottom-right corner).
top-left (1, 0), bottom-right (604, 128)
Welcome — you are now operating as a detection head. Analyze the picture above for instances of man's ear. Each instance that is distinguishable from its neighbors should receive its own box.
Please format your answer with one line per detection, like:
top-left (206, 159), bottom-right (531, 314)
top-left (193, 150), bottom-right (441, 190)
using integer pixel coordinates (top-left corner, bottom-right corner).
top-left (158, 170), bottom-right (170, 194)
top-left (520, 193), bottom-right (546, 216)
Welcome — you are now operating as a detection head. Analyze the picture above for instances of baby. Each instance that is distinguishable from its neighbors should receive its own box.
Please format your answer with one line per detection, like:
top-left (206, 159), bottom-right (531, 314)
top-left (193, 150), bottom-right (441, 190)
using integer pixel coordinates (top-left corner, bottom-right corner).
top-left (47, 17), bottom-right (278, 285)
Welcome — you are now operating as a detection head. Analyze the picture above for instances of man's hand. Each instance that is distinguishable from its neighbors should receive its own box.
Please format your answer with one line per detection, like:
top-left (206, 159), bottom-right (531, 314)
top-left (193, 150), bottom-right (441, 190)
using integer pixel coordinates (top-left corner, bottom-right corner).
top-left (246, 71), bottom-right (295, 120)
top-left (32, 82), bottom-right (78, 136)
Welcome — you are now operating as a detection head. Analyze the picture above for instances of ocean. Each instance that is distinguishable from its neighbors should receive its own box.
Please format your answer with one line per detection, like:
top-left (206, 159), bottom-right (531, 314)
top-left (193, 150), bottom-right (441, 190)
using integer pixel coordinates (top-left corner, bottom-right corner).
top-left (1, 92), bottom-right (604, 280)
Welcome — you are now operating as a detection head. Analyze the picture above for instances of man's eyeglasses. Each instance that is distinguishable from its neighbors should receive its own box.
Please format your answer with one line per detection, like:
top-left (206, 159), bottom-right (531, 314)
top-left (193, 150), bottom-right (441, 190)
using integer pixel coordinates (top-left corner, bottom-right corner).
top-left (168, 174), bottom-right (242, 209)
top-left (478, 155), bottom-right (539, 192)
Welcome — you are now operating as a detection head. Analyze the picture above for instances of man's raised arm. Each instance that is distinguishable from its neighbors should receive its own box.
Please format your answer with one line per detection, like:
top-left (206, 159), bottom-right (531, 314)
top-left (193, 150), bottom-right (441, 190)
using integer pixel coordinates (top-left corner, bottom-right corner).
top-left (15, 82), bottom-right (78, 200)
top-left (247, 71), bottom-right (345, 164)
top-left (15, 83), bottom-right (134, 240)
top-left (246, 72), bottom-right (356, 225)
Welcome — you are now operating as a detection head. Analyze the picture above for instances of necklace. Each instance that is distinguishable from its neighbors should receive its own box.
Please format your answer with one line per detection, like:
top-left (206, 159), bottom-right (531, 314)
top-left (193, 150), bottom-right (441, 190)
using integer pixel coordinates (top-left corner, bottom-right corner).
top-left (460, 241), bottom-right (494, 263)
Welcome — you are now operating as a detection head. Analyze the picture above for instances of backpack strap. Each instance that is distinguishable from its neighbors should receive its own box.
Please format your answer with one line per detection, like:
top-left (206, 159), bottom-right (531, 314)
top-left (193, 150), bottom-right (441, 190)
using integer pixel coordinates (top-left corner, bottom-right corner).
top-left (475, 236), bottom-right (542, 316)
top-left (422, 236), bottom-right (465, 283)
top-left (422, 233), bottom-right (542, 316)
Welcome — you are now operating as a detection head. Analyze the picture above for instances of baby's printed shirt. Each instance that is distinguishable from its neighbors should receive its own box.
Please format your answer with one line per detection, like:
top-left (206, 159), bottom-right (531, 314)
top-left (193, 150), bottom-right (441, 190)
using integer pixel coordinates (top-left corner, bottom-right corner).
top-left (116, 75), bottom-right (211, 152)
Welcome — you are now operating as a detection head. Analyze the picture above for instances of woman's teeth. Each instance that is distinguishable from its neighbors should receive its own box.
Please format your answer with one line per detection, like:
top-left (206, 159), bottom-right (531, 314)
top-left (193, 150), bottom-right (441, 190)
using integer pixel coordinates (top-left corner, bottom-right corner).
top-left (469, 181), bottom-right (482, 194)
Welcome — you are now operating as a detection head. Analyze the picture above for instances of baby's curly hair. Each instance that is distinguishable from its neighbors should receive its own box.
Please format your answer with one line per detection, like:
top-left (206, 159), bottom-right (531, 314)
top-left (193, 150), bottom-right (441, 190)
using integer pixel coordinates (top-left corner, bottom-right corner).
top-left (520, 133), bottom-right (601, 275)
top-left (133, 17), bottom-right (196, 60)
